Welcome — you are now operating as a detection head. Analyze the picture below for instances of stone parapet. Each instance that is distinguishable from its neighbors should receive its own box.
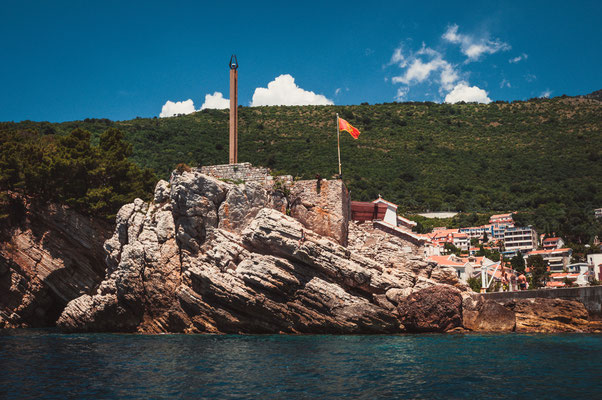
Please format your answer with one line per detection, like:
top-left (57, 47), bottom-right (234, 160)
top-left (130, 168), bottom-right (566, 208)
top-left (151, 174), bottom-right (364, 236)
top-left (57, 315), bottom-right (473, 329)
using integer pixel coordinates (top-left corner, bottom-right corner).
top-left (200, 163), bottom-right (293, 185)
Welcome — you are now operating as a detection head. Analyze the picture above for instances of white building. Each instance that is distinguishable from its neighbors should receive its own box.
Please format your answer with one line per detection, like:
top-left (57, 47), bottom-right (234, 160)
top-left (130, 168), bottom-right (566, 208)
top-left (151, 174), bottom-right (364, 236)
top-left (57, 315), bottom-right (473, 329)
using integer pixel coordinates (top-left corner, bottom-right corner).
top-left (525, 248), bottom-right (572, 272)
top-left (504, 226), bottom-right (538, 253)
top-left (587, 253), bottom-right (602, 281)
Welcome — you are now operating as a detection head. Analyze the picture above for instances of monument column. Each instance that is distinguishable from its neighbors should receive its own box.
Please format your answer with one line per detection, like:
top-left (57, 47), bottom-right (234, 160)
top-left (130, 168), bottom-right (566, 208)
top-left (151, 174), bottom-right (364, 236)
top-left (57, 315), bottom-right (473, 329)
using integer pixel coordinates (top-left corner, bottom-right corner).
top-left (229, 55), bottom-right (238, 164)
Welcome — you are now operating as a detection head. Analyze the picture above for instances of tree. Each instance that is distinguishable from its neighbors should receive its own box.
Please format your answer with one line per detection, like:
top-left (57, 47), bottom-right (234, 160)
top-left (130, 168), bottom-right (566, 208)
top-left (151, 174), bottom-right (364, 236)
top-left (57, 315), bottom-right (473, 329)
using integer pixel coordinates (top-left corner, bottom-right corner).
top-left (527, 254), bottom-right (549, 288)
top-left (511, 252), bottom-right (526, 274)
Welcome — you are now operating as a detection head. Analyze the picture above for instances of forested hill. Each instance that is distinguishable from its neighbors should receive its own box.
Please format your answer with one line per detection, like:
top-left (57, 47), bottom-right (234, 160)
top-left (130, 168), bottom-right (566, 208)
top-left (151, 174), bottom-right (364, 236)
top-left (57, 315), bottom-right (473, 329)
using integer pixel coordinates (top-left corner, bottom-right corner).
top-left (2, 94), bottom-right (601, 242)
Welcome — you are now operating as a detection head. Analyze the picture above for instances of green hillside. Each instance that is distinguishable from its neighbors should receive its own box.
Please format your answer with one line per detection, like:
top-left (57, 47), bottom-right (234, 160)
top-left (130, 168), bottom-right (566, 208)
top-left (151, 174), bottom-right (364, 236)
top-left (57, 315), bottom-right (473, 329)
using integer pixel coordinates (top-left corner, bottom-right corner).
top-left (2, 95), bottom-right (601, 243)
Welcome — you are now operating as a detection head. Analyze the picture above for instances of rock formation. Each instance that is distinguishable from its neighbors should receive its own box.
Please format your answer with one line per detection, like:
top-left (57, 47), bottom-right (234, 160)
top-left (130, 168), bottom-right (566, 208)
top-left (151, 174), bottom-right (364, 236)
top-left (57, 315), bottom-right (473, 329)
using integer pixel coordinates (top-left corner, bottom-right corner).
top-left (505, 298), bottom-right (590, 333)
top-left (57, 169), bottom-right (469, 334)
top-left (2, 167), bottom-right (595, 334)
top-left (0, 199), bottom-right (110, 328)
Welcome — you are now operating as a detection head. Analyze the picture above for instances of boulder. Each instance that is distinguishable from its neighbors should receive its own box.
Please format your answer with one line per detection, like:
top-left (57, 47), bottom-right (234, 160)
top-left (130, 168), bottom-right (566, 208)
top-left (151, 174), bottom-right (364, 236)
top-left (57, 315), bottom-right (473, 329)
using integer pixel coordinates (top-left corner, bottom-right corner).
top-left (462, 295), bottom-right (515, 332)
top-left (398, 286), bottom-right (463, 332)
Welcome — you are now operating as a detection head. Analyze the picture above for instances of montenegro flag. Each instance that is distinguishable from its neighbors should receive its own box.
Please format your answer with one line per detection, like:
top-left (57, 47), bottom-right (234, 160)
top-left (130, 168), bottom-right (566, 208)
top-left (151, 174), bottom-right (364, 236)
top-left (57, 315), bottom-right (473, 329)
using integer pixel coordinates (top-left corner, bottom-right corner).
top-left (338, 117), bottom-right (361, 139)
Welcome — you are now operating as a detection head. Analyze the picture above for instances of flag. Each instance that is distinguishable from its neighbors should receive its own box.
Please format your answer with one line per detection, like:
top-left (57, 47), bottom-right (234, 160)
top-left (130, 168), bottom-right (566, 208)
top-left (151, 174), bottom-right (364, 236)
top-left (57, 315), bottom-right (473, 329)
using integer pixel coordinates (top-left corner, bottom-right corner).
top-left (338, 117), bottom-right (361, 139)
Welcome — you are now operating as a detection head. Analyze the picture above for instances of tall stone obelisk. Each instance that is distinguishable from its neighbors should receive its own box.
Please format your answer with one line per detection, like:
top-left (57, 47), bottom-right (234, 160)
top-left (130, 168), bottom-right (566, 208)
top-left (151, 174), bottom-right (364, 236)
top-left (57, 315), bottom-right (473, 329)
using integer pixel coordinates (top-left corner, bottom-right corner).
top-left (229, 55), bottom-right (238, 164)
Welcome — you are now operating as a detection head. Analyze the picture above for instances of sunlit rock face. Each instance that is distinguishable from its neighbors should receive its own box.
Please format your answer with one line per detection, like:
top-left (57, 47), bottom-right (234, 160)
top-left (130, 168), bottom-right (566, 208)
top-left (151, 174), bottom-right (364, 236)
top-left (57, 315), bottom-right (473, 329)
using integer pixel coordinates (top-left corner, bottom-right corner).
top-left (0, 200), bottom-right (111, 329)
top-left (58, 168), bottom-right (468, 334)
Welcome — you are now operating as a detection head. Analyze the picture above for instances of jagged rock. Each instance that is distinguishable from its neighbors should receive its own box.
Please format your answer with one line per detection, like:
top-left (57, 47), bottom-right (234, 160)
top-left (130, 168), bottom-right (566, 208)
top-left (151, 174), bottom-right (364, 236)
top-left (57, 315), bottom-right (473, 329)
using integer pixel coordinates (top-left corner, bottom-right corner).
top-left (154, 180), bottom-right (170, 203)
top-left (398, 286), bottom-right (463, 332)
top-left (504, 298), bottom-right (590, 333)
top-left (58, 170), bottom-right (425, 333)
top-left (462, 295), bottom-right (515, 332)
top-left (218, 182), bottom-right (269, 232)
top-left (0, 199), bottom-right (110, 328)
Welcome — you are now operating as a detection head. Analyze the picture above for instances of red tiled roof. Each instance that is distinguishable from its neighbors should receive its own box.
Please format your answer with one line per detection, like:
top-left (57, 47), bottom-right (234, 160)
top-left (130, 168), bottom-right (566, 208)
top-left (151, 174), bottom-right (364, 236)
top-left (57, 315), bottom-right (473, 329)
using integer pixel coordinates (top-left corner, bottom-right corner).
top-left (527, 248), bottom-right (571, 255)
top-left (427, 255), bottom-right (467, 267)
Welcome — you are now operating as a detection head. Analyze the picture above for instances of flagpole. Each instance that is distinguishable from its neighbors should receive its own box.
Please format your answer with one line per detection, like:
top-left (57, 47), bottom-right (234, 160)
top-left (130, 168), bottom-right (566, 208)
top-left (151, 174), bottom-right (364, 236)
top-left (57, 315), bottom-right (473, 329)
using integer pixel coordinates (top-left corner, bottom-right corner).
top-left (336, 113), bottom-right (342, 177)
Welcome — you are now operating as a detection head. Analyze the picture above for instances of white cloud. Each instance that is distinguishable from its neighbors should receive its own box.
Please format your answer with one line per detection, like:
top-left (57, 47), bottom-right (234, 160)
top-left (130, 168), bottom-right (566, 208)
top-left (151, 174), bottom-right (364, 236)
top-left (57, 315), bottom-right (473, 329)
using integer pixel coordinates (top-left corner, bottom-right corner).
top-left (159, 99), bottom-right (196, 118)
top-left (335, 88), bottom-right (341, 96)
top-left (444, 83), bottom-right (491, 104)
top-left (395, 87), bottom-right (409, 101)
top-left (442, 24), bottom-right (510, 61)
top-left (390, 45), bottom-right (461, 95)
top-left (250, 74), bottom-right (333, 106)
top-left (509, 53), bottom-right (528, 63)
top-left (540, 89), bottom-right (552, 98)
top-left (200, 92), bottom-right (229, 110)
top-left (500, 79), bottom-right (511, 88)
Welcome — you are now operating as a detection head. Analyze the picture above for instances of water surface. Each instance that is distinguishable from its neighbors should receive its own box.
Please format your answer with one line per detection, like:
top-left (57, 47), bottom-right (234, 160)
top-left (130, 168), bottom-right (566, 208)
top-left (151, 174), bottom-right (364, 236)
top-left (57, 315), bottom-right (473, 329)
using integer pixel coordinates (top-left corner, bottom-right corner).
top-left (1, 330), bottom-right (600, 399)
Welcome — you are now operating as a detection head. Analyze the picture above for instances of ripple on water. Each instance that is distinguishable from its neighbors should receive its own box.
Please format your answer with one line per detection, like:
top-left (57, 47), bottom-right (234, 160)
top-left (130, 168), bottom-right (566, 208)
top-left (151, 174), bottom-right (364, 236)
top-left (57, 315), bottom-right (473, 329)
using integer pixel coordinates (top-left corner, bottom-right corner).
top-left (0, 330), bottom-right (601, 399)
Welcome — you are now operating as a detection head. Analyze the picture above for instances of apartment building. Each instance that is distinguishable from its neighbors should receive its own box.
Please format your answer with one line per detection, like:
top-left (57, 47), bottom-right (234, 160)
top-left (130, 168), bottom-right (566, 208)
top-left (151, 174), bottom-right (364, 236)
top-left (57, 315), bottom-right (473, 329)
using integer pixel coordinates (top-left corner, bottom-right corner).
top-left (504, 226), bottom-right (538, 253)
top-left (525, 248), bottom-right (572, 272)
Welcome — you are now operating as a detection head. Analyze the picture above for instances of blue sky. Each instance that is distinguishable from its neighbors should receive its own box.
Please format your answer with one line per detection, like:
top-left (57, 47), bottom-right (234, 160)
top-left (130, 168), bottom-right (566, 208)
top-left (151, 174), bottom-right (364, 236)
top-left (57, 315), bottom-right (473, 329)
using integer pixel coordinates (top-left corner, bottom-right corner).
top-left (1, 0), bottom-right (600, 122)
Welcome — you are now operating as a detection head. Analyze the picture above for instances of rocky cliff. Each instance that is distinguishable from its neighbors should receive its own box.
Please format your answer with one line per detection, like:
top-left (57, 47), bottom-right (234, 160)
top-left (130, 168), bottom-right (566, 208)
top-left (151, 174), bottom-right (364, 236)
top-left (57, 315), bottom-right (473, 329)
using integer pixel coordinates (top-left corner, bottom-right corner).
top-left (56, 170), bottom-right (467, 333)
top-left (0, 199), bottom-right (110, 328)
top-left (2, 168), bottom-right (595, 334)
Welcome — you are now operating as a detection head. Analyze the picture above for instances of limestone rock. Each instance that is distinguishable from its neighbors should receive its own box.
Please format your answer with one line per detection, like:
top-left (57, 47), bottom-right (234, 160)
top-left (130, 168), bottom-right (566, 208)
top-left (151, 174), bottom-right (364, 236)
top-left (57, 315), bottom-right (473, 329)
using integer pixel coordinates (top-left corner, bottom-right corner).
top-left (462, 295), bottom-right (515, 332)
top-left (504, 298), bottom-right (590, 333)
top-left (398, 286), bottom-right (463, 332)
top-left (0, 199), bottom-right (110, 328)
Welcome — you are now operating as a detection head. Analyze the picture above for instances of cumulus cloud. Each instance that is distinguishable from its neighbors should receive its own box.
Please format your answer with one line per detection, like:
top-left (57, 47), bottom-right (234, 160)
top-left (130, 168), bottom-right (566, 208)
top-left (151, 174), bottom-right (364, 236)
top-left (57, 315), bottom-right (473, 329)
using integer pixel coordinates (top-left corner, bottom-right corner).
top-left (509, 53), bottom-right (528, 64)
top-left (395, 87), bottom-right (409, 101)
top-left (250, 74), bottom-right (333, 107)
top-left (159, 99), bottom-right (196, 118)
top-left (540, 89), bottom-right (552, 98)
top-left (200, 92), bottom-right (229, 110)
top-left (389, 44), bottom-right (461, 96)
top-left (444, 83), bottom-right (491, 104)
top-left (442, 24), bottom-right (510, 61)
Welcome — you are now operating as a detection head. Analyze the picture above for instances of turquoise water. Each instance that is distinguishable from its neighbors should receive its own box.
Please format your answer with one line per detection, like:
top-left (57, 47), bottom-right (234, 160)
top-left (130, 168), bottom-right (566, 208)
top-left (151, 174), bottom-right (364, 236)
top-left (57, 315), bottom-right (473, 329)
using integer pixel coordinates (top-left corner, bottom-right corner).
top-left (1, 331), bottom-right (601, 399)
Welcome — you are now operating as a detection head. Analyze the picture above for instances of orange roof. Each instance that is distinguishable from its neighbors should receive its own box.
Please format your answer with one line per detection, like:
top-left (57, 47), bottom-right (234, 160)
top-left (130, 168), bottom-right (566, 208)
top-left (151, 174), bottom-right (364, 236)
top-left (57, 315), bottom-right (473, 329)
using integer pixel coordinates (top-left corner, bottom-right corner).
top-left (547, 281), bottom-right (566, 287)
top-left (527, 248), bottom-right (571, 255)
top-left (490, 213), bottom-right (513, 219)
top-left (427, 255), bottom-right (467, 267)
top-left (543, 237), bottom-right (560, 243)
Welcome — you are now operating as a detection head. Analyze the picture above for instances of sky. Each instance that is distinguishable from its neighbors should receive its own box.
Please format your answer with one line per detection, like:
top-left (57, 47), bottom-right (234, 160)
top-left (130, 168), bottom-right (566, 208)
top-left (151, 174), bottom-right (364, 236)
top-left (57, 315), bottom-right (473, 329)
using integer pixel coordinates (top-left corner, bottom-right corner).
top-left (1, 0), bottom-right (600, 122)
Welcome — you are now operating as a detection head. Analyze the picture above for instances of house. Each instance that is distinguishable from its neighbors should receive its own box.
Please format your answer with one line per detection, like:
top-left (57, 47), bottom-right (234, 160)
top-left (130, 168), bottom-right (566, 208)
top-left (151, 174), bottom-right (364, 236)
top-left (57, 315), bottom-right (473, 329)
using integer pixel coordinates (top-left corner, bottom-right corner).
top-left (351, 196), bottom-right (424, 246)
top-left (424, 228), bottom-right (469, 252)
top-left (459, 225), bottom-right (494, 241)
top-left (587, 253), bottom-right (602, 281)
top-left (542, 237), bottom-right (565, 250)
top-left (595, 208), bottom-right (602, 219)
top-left (547, 264), bottom-right (589, 287)
top-left (525, 248), bottom-right (572, 272)
top-left (427, 254), bottom-right (475, 283)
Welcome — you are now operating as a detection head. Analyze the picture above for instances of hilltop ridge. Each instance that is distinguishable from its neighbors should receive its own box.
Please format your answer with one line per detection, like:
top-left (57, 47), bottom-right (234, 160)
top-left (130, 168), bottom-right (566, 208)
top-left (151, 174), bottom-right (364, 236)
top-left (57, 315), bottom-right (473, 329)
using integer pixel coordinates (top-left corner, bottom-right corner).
top-left (1, 93), bottom-right (601, 243)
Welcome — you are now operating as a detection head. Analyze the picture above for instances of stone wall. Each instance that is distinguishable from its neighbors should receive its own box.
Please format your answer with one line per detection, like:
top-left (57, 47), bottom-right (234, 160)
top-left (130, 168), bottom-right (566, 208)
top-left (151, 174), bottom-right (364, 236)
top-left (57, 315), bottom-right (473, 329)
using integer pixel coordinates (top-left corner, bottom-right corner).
top-left (479, 286), bottom-right (602, 319)
top-left (200, 163), bottom-right (291, 184)
top-left (289, 179), bottom-right (350, 246)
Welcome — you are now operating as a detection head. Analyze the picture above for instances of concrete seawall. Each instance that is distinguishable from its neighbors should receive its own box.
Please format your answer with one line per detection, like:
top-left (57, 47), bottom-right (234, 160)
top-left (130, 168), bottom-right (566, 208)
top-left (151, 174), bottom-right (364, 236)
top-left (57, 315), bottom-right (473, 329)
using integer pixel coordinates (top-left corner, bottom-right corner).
top-left (478, 286), bottom-right (602, 319)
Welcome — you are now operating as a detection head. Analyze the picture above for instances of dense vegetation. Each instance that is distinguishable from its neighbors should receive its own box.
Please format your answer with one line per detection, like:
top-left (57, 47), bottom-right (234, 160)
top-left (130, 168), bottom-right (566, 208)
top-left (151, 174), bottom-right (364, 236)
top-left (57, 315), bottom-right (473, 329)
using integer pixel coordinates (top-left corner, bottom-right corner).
top-left (1, 95), bottom-right (601, 244)
top-left (0, 128), bottom-right (156, 221)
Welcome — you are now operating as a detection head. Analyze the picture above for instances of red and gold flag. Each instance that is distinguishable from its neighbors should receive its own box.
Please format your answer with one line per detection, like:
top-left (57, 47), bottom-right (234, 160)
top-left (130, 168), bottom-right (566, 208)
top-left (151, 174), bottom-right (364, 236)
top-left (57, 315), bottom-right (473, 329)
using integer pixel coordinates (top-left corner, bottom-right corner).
top-left (338, 117), bottom-right (361, 139)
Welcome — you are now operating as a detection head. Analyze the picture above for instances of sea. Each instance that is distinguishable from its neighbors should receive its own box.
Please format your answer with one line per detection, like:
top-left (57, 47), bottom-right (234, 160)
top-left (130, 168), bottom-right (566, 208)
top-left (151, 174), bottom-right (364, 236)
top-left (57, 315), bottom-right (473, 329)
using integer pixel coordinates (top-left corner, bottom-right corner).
top-left (1, 330), bottom-right (600, 399)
